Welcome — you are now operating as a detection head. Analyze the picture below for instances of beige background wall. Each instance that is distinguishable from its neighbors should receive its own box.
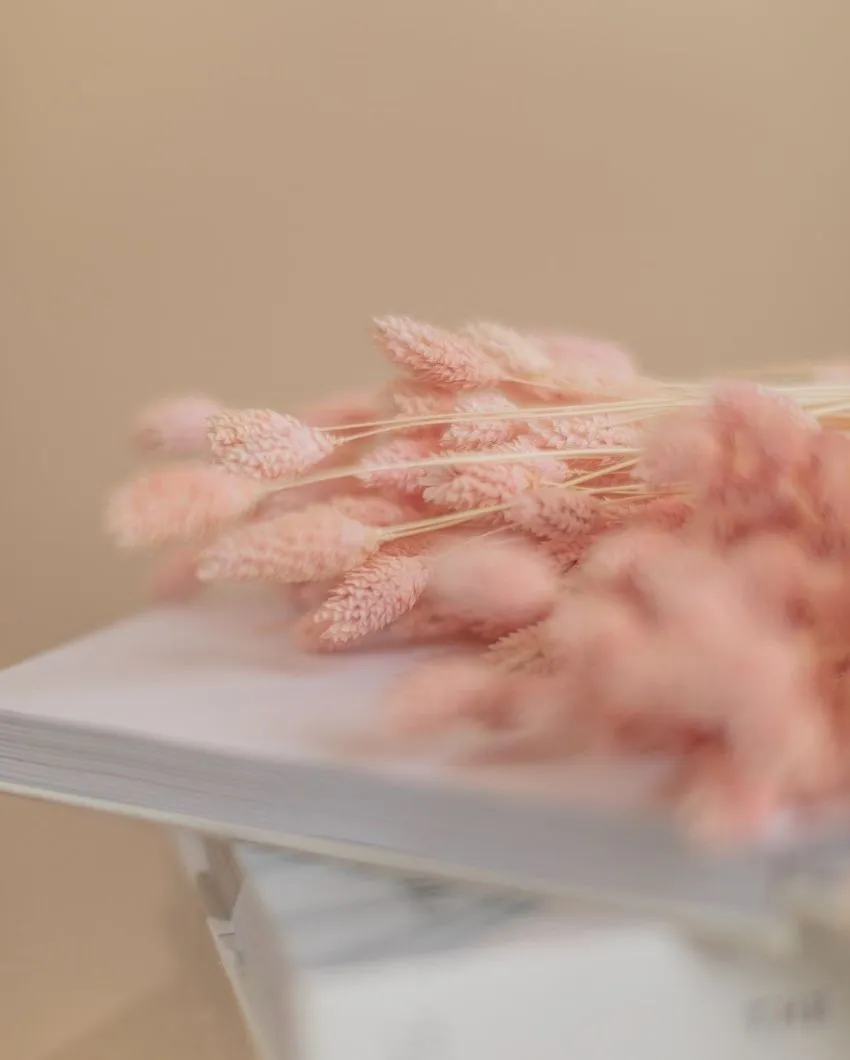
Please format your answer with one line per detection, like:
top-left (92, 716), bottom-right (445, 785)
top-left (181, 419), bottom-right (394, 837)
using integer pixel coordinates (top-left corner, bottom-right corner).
top-left (3, 1), bottom-right (850, 666)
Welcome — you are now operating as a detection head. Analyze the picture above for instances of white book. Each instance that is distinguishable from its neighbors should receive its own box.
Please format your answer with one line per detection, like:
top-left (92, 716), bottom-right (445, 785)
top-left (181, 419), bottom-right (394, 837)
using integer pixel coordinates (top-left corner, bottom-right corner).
top-left (179, 835), bottom-right (850, 1060)
top-left (1, 590), bottom-right (849, 941)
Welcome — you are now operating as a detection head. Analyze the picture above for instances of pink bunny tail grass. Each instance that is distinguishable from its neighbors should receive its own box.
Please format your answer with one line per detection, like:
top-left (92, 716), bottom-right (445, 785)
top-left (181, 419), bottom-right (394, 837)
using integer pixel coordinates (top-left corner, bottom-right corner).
top-left (422, 443), bottom-right (565, 511)
top-left (427, 538), bottom-right (558, 628)
top-left (373, 316), bottom-right (505, 390)
top-left (299, 388), bottom-right (380, 428)
top-left (131, 394), bottom-right (222, 457)
top-left (106, 464), bottom-right (260, 548)
top-left (355, 437), bottom-right (438, 493)
top-left (196, 505), bottom-right (382, 585)
top-left (385, 656), bottom-right (506, 734)
top-left (384, 381), bottom-right (458, 418)
top-left (305, 553), bottom-right (429, 648)
top-left (462, 321), bottom-right (553, 377)
top-left (329, 494), bottom-right (421, 526)
top-left (441, 392), bottom-right (523, 450)
top-left (208, 409), bottom-right (337, 481)
top-left (532, 334), bottom-right (638, 388)
top-left (506, 487), bottom-right (601, 540)
top-left (527, 412), bottom-right (641, 451)
top-left (149, 546), bottom-right (202, 603)
top-left (485, 622), bottom-right (552, 674)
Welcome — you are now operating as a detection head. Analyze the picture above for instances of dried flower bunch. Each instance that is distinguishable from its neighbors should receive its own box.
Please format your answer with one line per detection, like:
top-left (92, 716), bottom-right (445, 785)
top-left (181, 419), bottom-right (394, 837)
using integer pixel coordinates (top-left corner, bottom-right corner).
top-left (107, 317), bottom-right (850, 847)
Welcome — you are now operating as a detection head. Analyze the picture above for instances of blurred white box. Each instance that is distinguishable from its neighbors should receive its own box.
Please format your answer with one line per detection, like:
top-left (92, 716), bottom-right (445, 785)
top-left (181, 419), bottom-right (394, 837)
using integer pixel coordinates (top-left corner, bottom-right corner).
top-left (176, 832), bottom-right (850, 1060)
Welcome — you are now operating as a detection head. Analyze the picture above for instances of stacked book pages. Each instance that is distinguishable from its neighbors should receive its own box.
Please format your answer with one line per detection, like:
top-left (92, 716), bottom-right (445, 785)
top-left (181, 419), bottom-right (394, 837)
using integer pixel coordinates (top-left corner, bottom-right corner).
top-left (1, 591), bottom-right (850, 945)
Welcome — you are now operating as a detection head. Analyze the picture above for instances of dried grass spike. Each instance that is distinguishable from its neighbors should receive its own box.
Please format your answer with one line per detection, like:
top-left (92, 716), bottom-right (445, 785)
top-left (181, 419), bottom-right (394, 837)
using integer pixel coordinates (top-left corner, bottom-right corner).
top-left (106, 464), bottom-right (259, 548)
top-left (132, 394), bottom-right (222, 457)
top-left (463, 321), bottom-right (553, 376)
top-left (197, 505), bottom-right (381, 584)
top-left (311, 553), bottom-right (429, 646)
top-left (373, 316), bottom-right (504, 390)
top-left (208, 409), bottom-right (336, 480)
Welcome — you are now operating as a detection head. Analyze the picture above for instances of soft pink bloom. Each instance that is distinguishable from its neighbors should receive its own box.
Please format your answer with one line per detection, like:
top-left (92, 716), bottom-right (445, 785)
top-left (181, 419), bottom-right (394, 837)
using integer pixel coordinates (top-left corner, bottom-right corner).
top-left (106, 464), bottom-right (259, 548)
top-left (506, 487), bottom-right (600, 539)
top-left (385, 656), bottom-right (505, 734)
top-left (422, 442), bottom-right (565, 511)
top-left (462, 321), bottom-right (553, 377)
top-left (527, 411), bottom-right (641, 450)
top-left (532, 334), bottom-right (637, 388)
top-left (485, 622), bottom-right (551, 674)
top-left (373, 316), bottom-right (504, 390)
top-left (253, 481), bottom-right (342, 519)
top-left (196, 505), bottom-right (381, 584)
top-left (355, 437), bottom-right (437, 494)
top-left (131, 394), bottom-right (222, 457)
top-left (441, 392), bottom-right (523, 450)
top-left (307, 552), bottom-right (429, 647)
top-left (427, 538), bottom-right (557, 628)
top-left (329, 494), bottom-right (420, 526)
top-left (208, 409), bottom-right (337, 480)
top-left (385, 380), bottom-right (458, 417)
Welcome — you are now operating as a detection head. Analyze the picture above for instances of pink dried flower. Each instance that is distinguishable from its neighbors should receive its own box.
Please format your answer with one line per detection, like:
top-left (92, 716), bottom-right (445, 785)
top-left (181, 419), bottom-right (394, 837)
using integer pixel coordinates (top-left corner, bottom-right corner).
top-left (527, 411), bottom-right (641, 450)
top-left (422, 442), bottom-right (565, 511)
top-left (106, 464), bottom-right (259, 548)
top-left (380, 602), bottom-right (479, 646)
top-left (355, 437), bottom-right (437, 494)
top-left (131, 394), bottom-right (222, 457)
top-left (196, 505), bottom-right (382, 584)
top-left (486, 622), bottom-right (551, 674)
top-left (329, 494), bottom-right (420, 526)
top-left (208, 409), bottom-right (337, 480)
top-left (505, 487), bottom-right (600, 539)
top-left (384, 380), bottom-right (458, 418)
top-left (373, 316), bottom-right (504, 390)
top-left (441, 392), bottom-right (523, 450)
top-left (462, 321), bottom-right (553, 377)
top-left (253, 481), bottom-right (342, 520)
top-left (427, 538), bottom-right (558, 628)
top-left (385, 656), bottom-right (506, 734)
top-left (532, 334), bottom-right (637, 388)
top-left (635, 410), bottom-right (722, 490)
top-left (149, 546), bottom-right (202, 603)
top-left (307, 552), bottom-right (429, 647)
top-left (299, 388), bottom-right (379, 428)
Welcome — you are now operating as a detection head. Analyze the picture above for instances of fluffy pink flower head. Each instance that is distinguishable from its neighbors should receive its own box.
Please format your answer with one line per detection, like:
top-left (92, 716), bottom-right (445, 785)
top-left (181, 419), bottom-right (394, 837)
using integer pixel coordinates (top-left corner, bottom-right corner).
top-left (106, 463), bottom-right (259, 548)
top-left (131, 394), bottom-right (222, 457)
top-left (506, 487), bottom-right (600, 540)
top-left (384, 380), bottom-right (458, 418)
top-left (427, 537), bottom-right (558, 628)
top-left (423, 442), bottom-right (565, 511)
top-left (329, 494), bottom-right (420, 527)
top-left (385, 656), bottom-right (506, 735)
top-left (355, 437), bottom-right (437, 494)
top-left (441, 392), bottom-right (523, 450)
top-left (807, 428), bottom-right (850, 553)
top-left (527, 411), bottom-right (641, 451)
top-left (532, 334), bottom-right (637, 388)
top-left (208, 409), bottom-right (337, 481)
top-left (373, 316), bottom-right (504, 390)
top-left (636, 410), bottom-right (722, 491)
top-left (307, 552), bottom-right (429, 647)
top-left (196, 504), bottom-right (381, 584)
top-left (462, 321), bottom-right (553, 377)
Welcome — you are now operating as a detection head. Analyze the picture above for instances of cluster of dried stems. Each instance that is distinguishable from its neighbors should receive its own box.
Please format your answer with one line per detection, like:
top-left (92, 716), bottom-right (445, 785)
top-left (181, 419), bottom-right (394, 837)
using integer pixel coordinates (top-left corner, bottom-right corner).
top-left (107, 316), bottom-right (850, 847)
